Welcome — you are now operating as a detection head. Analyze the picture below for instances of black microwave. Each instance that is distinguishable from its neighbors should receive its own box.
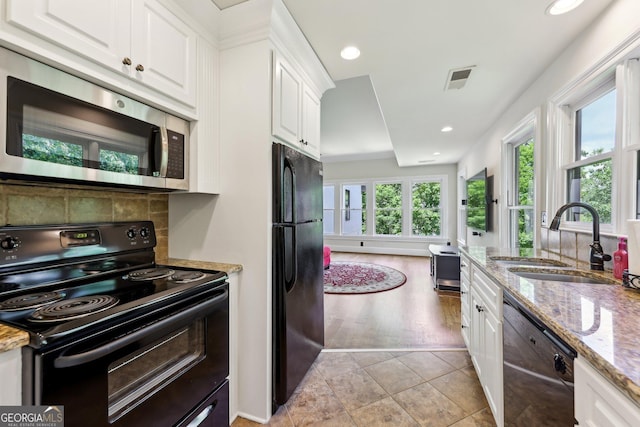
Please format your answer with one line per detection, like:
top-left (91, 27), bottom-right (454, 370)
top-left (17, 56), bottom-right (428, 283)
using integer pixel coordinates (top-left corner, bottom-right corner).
top-left (0, 47), bottom-right (189, 191)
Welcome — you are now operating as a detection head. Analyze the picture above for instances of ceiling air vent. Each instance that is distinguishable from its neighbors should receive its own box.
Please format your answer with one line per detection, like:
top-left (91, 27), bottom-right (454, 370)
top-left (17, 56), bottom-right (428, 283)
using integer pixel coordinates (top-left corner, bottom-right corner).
top-left (445, 66), bottom-right (475, 90)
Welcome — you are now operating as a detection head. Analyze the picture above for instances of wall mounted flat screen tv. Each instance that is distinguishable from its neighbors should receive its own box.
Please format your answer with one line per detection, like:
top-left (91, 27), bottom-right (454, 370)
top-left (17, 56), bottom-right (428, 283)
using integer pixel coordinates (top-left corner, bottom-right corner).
top-left (466, 168), bottom-right (491, 232)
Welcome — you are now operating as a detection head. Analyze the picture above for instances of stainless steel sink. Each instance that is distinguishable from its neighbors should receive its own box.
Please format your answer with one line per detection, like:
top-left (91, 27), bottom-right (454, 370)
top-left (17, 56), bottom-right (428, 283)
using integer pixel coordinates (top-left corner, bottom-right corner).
top-left (490, 256), bottom-right (568, 267)
top-left (507, 267), bottom-right (617, 285)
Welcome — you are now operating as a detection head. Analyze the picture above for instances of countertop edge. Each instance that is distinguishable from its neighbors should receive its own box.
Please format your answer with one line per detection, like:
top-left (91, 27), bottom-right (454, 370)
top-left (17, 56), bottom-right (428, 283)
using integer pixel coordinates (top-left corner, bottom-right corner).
top-left (163, 258), bottom-right (243, 275)
top-left (0, 324), bottom-right (29, 354)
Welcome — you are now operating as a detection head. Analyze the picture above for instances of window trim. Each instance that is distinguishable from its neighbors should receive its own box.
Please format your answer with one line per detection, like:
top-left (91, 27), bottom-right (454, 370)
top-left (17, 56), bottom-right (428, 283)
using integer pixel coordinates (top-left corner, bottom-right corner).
top-left (548, 51), bottom-right (640, 236)
top-left (501, 109), bottom-right (541, 249)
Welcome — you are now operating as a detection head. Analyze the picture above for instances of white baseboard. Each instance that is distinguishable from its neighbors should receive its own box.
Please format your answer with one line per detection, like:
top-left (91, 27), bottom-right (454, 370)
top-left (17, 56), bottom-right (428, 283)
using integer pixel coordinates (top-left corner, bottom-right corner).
top-left (327, 245), bottom-right (429, 257)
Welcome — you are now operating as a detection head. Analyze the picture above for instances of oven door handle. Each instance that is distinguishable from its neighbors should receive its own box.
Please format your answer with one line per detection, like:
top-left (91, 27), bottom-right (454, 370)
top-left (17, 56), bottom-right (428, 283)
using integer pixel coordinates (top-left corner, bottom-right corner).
top-left (54, 289), bottom-right (228, 369)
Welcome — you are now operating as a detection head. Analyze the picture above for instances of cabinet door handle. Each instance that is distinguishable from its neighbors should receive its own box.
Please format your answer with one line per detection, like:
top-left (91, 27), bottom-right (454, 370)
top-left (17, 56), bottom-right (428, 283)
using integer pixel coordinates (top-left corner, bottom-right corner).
top-left (461, 324), bottom-right (467, 329)
top-left (122, 57), bottom-right (132, 66)
top-left (460, 290), bottom-right (466, 295)
top-left (461, 263), bottom-right (467, 267)
top-left (475, 304), bottom-right (484, 312)
top-left (136, 64), bottom-right (145, 72)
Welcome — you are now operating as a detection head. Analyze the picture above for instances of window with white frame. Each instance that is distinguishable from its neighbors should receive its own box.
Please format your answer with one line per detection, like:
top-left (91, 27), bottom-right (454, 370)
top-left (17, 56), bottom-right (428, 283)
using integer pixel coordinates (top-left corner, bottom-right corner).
top-left (557, 77), bottom-right (616, 229)
top-left (375, 182), bottom-right (402, 235)
top-left (412, 180), bottom-right (442, 236)
top-left (565, 82), bottom-right (615, 224)
top-left (323, 175), bottom-right (447, 238)
top-left (505, 129), bottom-right (535, 249)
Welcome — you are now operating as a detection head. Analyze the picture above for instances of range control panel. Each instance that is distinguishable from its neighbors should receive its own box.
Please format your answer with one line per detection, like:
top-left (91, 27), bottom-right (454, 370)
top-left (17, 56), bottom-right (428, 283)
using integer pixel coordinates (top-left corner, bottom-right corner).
top-left (0, 221), bottom-right (156, 267)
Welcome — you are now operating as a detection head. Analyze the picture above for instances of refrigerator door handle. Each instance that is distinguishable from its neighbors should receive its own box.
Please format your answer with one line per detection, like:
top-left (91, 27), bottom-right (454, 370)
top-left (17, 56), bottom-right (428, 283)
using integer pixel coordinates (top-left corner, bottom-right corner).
top-left (282, 224), bottom-right (298, 293)
top-left (284, 157), bottom-right (296, 224)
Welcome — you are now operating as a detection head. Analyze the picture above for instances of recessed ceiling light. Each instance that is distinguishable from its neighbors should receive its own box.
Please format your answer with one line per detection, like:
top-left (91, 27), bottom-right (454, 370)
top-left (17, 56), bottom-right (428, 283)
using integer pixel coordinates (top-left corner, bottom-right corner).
top-left (441, 126), bottom-right (453, 132)
top-left (418, 159), bottom-right (435, 164)
top-left (546, 0), bottom-right (584, 15)
top-left (433, 152), bottom-right (441, 156)
top-left (340, 46), bottom-right (360, 60)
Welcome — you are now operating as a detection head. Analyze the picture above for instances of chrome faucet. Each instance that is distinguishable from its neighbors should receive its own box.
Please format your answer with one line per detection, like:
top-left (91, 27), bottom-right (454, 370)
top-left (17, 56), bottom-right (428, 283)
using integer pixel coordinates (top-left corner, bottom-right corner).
top-left (549, 202), bottom-right (611, 270)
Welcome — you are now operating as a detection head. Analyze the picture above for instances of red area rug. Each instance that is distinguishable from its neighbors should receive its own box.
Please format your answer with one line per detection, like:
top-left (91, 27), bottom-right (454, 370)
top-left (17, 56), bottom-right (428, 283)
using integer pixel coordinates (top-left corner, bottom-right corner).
top-left (323, 261), bottom-right (407, 294)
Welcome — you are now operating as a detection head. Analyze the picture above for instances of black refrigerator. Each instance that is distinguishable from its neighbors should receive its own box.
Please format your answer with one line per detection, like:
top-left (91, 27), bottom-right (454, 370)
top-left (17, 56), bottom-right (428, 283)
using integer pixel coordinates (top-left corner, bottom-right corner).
top-left (272, 142), bottom-right (324, 409)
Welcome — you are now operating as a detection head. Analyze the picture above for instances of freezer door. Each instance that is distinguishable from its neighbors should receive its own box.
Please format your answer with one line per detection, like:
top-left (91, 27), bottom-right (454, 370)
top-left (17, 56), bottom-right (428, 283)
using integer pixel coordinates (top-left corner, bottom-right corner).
top-left (273, 143), bottom-right (323, 223)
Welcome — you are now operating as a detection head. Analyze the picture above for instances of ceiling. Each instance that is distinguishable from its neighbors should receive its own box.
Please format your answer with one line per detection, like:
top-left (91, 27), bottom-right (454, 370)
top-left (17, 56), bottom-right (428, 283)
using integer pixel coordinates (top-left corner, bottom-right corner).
top-left (214, 0), bottom-right (615, 166)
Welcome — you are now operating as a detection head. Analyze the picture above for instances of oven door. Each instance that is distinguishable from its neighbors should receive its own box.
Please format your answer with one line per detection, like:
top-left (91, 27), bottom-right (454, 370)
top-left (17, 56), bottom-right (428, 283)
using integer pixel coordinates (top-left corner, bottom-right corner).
top-left (24, 285), bottom-right (229, 427)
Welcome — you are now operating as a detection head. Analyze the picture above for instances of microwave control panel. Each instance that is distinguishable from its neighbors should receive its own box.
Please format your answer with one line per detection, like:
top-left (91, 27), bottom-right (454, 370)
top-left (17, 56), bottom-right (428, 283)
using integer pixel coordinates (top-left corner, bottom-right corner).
top-left (166, 130), bottom-right (185, 179)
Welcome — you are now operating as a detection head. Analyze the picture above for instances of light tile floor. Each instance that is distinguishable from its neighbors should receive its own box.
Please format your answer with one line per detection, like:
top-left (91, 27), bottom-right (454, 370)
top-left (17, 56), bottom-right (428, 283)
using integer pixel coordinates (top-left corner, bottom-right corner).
top-left (231, 350), bottom-right (496, 427)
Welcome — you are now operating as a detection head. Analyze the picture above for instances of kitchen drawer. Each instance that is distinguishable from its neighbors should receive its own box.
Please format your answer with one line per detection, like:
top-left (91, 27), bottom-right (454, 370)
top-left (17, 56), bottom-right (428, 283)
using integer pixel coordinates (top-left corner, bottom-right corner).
top-left (471, 265), bottom-right (502, 315)
top-left (460, 254), bottom-right (471, 280)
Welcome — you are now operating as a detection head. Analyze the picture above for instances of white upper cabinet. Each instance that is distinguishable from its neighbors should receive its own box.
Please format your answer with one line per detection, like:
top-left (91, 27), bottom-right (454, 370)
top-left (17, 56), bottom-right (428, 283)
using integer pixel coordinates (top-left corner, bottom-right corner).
top-left (6, 0), bottom-right (197, 107)
top-left (272, 51), bottom-right (322, 159)
top-left (129, 0), bottom-right (196, 106)
top-left (273, 53), bottom-right (302, 145)
top-left (301, 85), bottom-right (321, 158)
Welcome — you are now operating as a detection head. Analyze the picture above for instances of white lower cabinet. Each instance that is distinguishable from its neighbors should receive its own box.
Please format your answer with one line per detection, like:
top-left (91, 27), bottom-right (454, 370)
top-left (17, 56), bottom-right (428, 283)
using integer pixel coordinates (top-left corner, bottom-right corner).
top-left (0, 348), bottom-right (22, 405)
top-left (575, 356), bottom-right (640, 427)
top-left (466, 265), bottom-right (503, 427)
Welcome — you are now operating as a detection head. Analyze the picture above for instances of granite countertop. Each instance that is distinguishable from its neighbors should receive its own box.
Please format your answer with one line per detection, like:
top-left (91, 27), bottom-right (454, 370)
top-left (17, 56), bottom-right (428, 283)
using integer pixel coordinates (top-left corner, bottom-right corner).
top-left (0, 324), bottom-right (29, 353)
top-left (460, 246), bottom-right (640, 406)
top-left (164, 258), bottom-right (243, 274)
top-left (0, 258), bottom-right (243, 355)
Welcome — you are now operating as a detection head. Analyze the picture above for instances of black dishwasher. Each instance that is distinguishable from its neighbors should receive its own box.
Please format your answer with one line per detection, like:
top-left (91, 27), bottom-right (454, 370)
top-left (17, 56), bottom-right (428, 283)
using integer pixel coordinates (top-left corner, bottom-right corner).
top-left (503, 290), bottom-right (576, 426)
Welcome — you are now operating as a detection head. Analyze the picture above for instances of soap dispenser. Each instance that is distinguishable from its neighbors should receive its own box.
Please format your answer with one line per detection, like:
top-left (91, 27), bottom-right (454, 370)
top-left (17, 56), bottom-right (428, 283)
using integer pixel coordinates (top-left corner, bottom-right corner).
top-left (613, 237), bottom-right (628, 279)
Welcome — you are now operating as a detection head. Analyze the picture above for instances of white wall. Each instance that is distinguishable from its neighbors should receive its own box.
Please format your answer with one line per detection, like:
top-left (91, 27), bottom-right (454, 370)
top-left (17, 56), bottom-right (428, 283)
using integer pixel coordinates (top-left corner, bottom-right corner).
top-left (323, 158), bottom-right (457, 255)
top-left (457, 0), bottom-right (640, 247)
top-left (169, 40), bottom-right (274, 422)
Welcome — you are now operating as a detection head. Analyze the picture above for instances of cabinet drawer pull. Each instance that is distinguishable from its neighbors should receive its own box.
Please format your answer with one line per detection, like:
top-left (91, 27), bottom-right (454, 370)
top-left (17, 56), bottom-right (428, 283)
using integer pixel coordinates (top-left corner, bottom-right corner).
top-left (122, 57), bottom-right (132, 66)
top-left (136, 64), bottom-right (145, 72)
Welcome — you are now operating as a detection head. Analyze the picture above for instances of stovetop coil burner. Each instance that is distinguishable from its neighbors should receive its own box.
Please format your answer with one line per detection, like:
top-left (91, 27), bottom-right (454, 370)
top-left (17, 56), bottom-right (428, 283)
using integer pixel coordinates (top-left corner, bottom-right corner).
top-left (30, 295), bottom-right (119, 322)
top-left (127, 268), bottom-right (176, 281)
top-left (0, 291), bottom-right (67, 311)
top-left (171, 271), bottom-right (206, 284)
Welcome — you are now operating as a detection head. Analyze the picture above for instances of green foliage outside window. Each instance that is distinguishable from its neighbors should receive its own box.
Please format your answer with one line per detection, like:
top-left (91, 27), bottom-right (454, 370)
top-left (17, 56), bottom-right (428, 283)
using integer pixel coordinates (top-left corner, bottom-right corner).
top-left (517, 140), bottom-right (534, 248)
top-left (412, 182), bottom-right (441, 236)
top-left (568, 151), bottom-right (612, 224)
top-left (375, 183), bottom-right (402, 235)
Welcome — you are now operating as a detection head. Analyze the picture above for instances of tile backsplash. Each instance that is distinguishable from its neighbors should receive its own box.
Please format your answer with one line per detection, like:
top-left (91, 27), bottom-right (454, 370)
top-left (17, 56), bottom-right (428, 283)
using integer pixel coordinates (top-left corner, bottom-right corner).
top-left (541, 226), bottom-right (619, 270)
top-left (0, 183), bottom-right (169, 260)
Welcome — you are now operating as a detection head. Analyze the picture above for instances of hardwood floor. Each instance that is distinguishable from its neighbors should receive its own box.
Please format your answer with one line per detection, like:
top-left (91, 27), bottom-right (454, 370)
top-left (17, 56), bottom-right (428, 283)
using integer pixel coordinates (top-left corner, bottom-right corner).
top-left (324, 252), bottom-right (464, 349)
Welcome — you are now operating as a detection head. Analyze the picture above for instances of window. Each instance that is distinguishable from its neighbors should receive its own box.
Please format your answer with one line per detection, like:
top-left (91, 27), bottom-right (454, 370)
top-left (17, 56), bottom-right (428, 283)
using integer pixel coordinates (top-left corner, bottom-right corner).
top-left (323, 185), bottom-right (335, 234)
top-left (412, 181), bottom-right (441, 236)
top-left (375, 183), bottom-right (402, 235)
top-left (323, 175), bottom-right (447, 238)
top-left (341, 184), bottom-right (366, 235)
top-left (505, 135), bottom-right (535, 248)
top-left (564, 85), bottom-right (615, 225)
